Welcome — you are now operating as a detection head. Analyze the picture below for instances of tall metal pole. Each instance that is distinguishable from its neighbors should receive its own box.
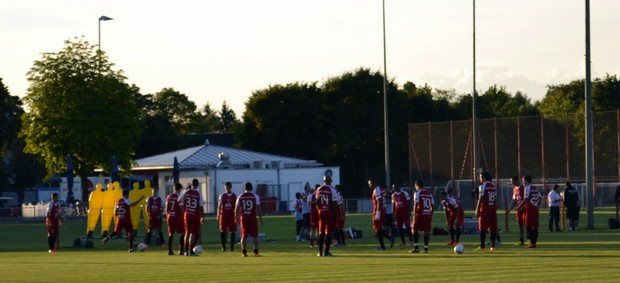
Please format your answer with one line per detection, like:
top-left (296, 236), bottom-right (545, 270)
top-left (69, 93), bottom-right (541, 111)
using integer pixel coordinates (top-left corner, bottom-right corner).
top-left (472, 0), bottom-right (479, 180)
top-left (584, 0), bottom-right (594, 229)
top-left (382, 0), bottom-right (391, 188)
top-left (98, 16), bottom-right (113, 51)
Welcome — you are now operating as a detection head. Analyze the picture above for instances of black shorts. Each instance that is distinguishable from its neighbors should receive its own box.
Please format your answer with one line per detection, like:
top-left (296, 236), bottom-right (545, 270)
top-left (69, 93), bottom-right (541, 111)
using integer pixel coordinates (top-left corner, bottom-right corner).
top-left (302, 213), bottom-right (310, 228)
top-left (566, 206), bottom-right (580, 220)
top-left (383, 213), bottom-right (394, 228)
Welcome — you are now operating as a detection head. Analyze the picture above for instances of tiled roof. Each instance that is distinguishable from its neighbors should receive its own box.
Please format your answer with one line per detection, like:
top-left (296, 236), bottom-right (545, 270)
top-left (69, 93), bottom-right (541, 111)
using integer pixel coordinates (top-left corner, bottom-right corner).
top-left (133, 143), bottom-right (322, 170)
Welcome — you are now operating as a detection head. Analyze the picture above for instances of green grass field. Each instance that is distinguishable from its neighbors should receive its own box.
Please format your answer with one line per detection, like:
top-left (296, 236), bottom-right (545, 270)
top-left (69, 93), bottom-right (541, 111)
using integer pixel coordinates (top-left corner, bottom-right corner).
top-left (1, 208), bottom-right (619, 282)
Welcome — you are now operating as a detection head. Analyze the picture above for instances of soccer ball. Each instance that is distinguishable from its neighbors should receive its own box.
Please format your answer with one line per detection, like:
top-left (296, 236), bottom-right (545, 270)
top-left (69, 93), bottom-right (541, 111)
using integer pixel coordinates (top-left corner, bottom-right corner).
top-left (193, 245), bottom-right (203, 255)
top-left (453, 244), bottom-right (465, 254)
top-left (137, 243), bottom-right (147, 252)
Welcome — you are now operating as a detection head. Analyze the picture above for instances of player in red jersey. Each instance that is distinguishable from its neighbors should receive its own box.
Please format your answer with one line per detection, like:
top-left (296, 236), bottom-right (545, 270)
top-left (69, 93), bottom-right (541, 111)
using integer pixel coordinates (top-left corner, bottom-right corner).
top-left (46, 193), bottom-right (61, 253)
top-left (102, 189), bottom-right (145, 252)
top-left (410, 179), bottom-right (434, 254)
top-left (308, 185), bottom-right (319, 248)
top-left (392, 185), bottom-right (412, 246)
top-left (440, 190), bottom-right (464, 245)
top-left (475, 171), bottom-right (498, 251)
top-left (217, 181), bottom-right (237, 252)
top-left (369, 178), bottom-right (388, 250)
top-left (518, 175), bottom-right (541, 248)
top-left (235, 182), bottom-right (264, 257)
top-left (315, 175), bottom-right (340, 257)
top-left (507, 176), bottom-right (526, 245)
top-left (333, 185), bottom-right (347, 246)
top-left (145, 186), bottom-right (165, 247)
top-left (180, 180), bottom-right (204, 256)
top-left (294, 192), bottom-right (304, 241)
top-left (166, 183), bottom-right (185, 255)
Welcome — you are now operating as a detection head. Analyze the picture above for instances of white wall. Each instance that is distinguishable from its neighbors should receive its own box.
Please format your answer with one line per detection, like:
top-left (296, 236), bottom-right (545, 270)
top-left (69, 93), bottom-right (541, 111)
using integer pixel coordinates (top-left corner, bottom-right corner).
top-left (154, 167), bottom-right (340, 213)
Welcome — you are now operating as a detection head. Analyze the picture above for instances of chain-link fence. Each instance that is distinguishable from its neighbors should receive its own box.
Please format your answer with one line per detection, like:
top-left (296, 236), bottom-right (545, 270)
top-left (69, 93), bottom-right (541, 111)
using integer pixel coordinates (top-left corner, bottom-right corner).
top-left (409, 110), bottom-right (620, 197)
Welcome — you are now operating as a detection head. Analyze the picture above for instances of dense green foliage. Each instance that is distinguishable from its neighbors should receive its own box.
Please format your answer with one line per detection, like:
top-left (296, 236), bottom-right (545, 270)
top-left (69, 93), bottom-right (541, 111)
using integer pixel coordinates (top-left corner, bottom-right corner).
top-left (19, 37), bottom-right (142, 199)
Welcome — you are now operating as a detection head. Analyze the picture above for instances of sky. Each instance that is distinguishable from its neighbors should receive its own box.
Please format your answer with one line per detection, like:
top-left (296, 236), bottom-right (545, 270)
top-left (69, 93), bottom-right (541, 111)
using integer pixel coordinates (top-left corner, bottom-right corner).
top-left (1, 0), bottom-right (619, 116)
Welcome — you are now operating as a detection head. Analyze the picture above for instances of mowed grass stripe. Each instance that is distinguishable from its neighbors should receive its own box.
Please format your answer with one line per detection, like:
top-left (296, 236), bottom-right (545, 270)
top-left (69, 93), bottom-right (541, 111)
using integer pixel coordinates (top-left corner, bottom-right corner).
top-left (1, 209), bottom-right (619, 282)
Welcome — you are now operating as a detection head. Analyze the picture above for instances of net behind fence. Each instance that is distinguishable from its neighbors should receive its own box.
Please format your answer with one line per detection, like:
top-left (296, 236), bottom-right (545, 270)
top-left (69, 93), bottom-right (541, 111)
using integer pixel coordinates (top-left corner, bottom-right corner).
top-left (409, 111), bottom-right (620, 191)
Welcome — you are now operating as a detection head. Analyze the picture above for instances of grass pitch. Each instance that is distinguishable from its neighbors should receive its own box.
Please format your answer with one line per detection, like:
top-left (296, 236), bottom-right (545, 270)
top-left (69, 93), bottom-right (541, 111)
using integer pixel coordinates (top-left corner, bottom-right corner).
top-left (1, 209), bottom-right (619, 282)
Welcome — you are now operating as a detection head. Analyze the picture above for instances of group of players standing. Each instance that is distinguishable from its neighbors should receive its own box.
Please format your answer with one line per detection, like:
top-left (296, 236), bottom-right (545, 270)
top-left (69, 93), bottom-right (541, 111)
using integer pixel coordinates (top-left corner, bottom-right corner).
top-left (92, 178), bottom-right (264, 257)
top-left (369, 178), bottom-right (435, 253)
top-left (294, 176), bottom-right (346, 257)
top-left (365, 171), bottom-right (558, 254)
top-left (45, 171), bottom-right (582, 255)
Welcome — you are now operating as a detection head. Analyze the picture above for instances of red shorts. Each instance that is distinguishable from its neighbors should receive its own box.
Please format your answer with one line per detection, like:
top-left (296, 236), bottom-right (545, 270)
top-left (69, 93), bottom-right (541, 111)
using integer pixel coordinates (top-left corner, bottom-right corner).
top-left (478, 212), bottom-right (498, 232)
top-left (167, 216), bottom-right (184, 234)
top-left (412, 216), bottom-right (432, 233)
top-left (318, 215), bottom-right (336, 234)
top-left (184, 217), bottom-right (201, 235)
top-left (525, 209), bottom-right (539, 228)
top-left (394, 210), bottom-right (411, 228)
top-left (46, 223), bottom-right (59, 236)
top-left (310, 211), bottom-right (318, 229)
top-left (219, 215), bottom-right (237, 232)
top-left (148, 217), bottom-right (162, 231)
top-left (516, 210), bottom-right (526, 226)
top-left (373, 209), bottom-right (386, 232)
top-left (448, 213), bottom-right (464, 227)
top-left (336, 210), bottom-right (345, 229)
top-left (240, 217), bottom-right (258, 238)
top-left (114, 219), bottom-right (134, 234)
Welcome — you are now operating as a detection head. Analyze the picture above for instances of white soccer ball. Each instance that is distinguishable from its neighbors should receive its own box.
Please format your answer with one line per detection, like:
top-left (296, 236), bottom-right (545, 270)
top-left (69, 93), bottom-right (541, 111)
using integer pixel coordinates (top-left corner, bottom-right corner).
top-left (453, 244), bottom-right (465, 254)
top-left (137, 243), bottom-right (147, 252)
top-left (193, 245), bottom-right (203, 255)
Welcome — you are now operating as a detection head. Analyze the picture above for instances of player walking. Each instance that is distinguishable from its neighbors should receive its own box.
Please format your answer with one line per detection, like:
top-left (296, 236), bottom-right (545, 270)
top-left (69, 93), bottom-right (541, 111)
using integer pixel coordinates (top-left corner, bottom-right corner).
top-left (166, 183), bottom-right (185, 255)
top-left (145, 187), bottom-right (165, 247)
top-left (217, 181), bottom-right (237, 252)
top-left (180, 180), bottom-right (204, 256)
top-left (475, 171), bottom-right (498, 251)
top-left (315, 175), bottom-right (340, 257)
top-left (46, 193), bottom-right (61, 253)
top-left (410, 179), bottom-right (434, 254)
top-left (235, 182), bottom-right (264, 257)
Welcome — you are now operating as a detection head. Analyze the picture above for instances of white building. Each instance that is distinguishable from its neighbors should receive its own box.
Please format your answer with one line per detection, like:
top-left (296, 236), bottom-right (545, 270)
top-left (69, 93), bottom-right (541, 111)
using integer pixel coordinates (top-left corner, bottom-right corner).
top-left (131, 140), bottom-right (340, 214)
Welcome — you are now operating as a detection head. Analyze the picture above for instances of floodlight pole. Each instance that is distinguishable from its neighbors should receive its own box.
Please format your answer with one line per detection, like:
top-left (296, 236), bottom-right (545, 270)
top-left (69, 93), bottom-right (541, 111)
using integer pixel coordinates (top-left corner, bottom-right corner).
top-left (584, 0), bottom-right (594, 229)
top-left (98, 15), bottom-right (113, 51)
top-left (472, 0), bottom-right (480, 180)
top-left (382, 0), bottom-right (391, 189)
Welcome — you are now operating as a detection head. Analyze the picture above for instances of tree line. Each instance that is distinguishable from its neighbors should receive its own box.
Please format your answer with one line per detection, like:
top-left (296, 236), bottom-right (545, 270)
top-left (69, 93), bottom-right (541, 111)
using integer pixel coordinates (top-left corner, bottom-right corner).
top-left (1, 37), bottom-right (619, 199)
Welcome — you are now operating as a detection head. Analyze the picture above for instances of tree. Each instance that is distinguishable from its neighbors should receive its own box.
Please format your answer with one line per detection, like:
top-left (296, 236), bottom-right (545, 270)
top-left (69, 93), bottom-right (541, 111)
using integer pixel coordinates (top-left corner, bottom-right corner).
top-left (20, 37), bottom-right (142, 200)
top-left (321, 68), bottom-right (403, 194)
top-left (151, 88), bottom-right (201, 134)
top-left (0, 78), bottom-right (36, 191)
top-left (0, 78), bottom-right (22, 156)
top-left (218, 101), bottom-right (240, 132)
top-left (239, 82), bottom-right (325, 160)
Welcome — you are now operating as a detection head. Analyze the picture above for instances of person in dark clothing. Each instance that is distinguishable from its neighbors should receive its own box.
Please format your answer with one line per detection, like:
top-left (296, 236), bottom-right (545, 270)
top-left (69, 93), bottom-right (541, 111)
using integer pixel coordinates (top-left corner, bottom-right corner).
top-left (563, 181), bottom-right (580, 231)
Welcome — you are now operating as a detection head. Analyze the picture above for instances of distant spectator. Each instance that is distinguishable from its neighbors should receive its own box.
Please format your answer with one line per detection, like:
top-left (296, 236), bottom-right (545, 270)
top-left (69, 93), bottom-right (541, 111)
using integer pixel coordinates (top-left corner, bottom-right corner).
top-left (548, 184), bottom-right (562, 232)
top-left (563, 181), bottom-right (580, 231)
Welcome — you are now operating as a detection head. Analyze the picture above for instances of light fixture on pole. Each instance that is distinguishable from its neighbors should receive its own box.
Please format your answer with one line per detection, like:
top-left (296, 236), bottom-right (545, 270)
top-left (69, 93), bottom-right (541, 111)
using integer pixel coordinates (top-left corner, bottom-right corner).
top-left (98, 15), bottom-right (113, 51)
